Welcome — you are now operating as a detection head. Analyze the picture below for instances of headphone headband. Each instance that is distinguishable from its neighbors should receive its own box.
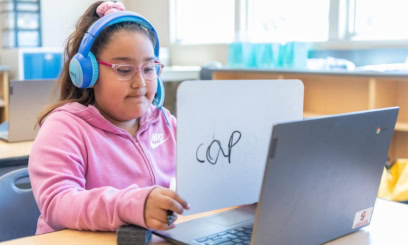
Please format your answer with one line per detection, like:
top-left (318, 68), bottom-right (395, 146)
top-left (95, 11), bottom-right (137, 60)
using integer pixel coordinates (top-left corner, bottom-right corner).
top-left (69, 11), bottom-right (165, 108)
top-left (78, 11), bottom-right (160, 57)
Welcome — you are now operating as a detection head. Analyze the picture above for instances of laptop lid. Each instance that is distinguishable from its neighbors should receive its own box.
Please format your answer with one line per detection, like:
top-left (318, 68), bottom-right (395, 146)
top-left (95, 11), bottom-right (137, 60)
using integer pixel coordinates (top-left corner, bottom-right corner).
top-left (252, 107), bottom-right (399, 245)
top-left (6, 80), bottom-right (54, 142)
top-left (176, 80), bottom-right (304, 215)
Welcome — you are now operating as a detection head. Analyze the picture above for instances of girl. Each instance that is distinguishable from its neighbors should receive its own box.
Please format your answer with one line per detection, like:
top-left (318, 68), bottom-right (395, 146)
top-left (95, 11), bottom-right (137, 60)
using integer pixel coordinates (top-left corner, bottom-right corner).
top-left (28, 1), bottom-right (189, 234)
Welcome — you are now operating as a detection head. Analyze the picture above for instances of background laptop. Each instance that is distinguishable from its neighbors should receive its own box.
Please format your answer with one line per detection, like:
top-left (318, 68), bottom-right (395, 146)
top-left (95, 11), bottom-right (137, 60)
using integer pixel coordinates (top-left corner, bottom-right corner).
top-left (0, 80), bottom-right (54, 142)
top-left (155, 107), bottom-right (399, 245)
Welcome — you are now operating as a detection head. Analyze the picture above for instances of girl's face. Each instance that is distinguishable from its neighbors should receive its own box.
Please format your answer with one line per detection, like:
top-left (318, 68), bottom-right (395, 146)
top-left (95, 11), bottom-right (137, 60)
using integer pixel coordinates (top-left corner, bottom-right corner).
top-left (93, 30), bottom-right (157, 124)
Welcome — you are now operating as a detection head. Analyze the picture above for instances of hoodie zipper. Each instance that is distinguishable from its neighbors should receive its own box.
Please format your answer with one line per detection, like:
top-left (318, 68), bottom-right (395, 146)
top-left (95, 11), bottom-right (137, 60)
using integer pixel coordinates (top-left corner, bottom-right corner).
top-left (133, 114), bottom-right (162, 186)
top-left (132, 135), bottom-right (156, 186)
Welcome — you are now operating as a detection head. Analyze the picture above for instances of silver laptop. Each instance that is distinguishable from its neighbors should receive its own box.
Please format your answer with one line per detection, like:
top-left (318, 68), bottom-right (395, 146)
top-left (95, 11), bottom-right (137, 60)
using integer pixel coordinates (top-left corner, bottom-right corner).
top-left (0, 80), bottom-right (54, 142)
top-left (155, 107), bottom-right (399, 245)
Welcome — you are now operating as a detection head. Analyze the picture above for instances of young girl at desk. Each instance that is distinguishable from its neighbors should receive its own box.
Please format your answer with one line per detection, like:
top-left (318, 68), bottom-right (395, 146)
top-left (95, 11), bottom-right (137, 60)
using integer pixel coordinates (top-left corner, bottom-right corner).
top-left (28, 1), bottom-right (189, 234)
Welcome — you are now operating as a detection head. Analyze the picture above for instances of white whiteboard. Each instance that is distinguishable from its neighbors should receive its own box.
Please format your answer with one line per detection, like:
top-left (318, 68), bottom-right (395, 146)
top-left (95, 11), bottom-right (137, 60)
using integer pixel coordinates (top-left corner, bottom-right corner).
top-left (176, 80), bottom-right (304, 214)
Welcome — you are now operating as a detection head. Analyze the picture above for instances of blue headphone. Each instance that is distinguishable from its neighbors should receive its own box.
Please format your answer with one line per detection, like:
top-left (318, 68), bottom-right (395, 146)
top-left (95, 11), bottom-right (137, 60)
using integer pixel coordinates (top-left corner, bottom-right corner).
top-left (69, 11), bottom-right (165, 108)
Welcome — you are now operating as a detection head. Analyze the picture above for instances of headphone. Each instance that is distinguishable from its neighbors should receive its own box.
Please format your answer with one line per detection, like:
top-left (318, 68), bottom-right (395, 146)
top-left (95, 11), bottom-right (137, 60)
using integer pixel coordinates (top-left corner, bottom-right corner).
top-left (69, 11), bottom-right (165, 108)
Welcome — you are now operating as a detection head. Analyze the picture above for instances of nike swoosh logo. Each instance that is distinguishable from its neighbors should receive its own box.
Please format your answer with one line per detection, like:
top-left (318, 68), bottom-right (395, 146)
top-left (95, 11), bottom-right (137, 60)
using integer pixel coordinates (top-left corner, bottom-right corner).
top-left (150, 138), bottom-right (169, 149)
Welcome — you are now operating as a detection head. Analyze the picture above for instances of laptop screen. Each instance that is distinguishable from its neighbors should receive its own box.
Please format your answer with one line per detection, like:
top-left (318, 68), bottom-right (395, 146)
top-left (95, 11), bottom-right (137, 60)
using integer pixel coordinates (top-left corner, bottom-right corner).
top-left (5, 80), bottom-right (55, 142)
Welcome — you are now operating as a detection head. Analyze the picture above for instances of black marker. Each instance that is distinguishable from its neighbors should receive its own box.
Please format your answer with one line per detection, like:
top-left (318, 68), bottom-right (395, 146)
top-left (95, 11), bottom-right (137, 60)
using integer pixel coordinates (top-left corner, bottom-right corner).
top-left (167, 210), bottom-right (174, 226)
top-left (167, 178), bottom-right (176, 226)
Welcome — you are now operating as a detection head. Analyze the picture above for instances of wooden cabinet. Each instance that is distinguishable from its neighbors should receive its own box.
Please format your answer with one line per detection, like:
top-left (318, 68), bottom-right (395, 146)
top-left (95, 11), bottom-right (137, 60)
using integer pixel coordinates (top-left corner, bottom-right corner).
top-left (0, 67), bottom-right (9, 122)
top-left (212, 69), bottom-right (408, 162)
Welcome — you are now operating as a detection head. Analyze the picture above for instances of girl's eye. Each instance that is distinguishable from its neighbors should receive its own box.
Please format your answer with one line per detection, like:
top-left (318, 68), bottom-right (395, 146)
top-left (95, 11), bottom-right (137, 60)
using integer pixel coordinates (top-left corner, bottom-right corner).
top-left (143, 66), bottom-right (155, 75)
top-left (117, 66), bottom-right (133, 74)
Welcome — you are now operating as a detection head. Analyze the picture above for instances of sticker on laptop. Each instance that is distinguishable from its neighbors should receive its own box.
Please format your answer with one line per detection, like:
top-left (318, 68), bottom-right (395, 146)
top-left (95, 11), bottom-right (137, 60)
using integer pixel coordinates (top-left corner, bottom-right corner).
top-left (352, 207), bottom-right (373, 229)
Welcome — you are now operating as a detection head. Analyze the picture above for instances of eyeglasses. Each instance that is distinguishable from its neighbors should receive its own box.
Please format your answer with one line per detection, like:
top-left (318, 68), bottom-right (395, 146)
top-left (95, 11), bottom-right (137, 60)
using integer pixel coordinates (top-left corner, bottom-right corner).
top-left (97, 60), bottom-right (164, 81)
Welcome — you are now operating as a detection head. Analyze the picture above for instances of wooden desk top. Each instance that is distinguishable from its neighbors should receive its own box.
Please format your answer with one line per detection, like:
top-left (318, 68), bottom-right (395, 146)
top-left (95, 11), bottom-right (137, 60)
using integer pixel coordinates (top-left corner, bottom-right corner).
top-left (0, 206), bottom-right (234, 245)
top-left (1, 199), bottom-right (407, 245)
top-left (0, 140), bottom-right (33, 159)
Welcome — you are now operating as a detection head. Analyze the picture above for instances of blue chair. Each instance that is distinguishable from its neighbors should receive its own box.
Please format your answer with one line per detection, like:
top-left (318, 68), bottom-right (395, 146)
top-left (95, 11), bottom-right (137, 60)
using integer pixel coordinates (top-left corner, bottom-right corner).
top-left (0, 168), bottom-right (40, 242)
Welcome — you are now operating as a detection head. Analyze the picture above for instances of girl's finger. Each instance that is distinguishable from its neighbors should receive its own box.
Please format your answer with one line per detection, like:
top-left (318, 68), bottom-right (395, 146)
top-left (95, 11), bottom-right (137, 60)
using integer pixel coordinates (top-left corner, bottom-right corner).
top-left (158, 195), bottom-right (184, 214)
top-left (147, 217), bottom-right (176, 230)
top-left (161, 189), bottom-right (191, 211)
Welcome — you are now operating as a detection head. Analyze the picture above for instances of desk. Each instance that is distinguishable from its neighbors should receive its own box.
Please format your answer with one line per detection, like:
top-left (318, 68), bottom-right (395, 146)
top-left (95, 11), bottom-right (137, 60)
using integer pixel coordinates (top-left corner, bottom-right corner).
top-left (0, 140), bottom-right (33, 176)
top-left (0, 140), bottom-right (33, 159)
top-left (2, 198), bottom-right (407, 245)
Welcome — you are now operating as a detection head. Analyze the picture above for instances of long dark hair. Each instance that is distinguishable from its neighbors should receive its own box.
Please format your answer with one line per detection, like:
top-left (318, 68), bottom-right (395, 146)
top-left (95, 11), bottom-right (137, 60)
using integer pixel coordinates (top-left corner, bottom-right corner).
top-left (37, 1), bottom-right (156, 126)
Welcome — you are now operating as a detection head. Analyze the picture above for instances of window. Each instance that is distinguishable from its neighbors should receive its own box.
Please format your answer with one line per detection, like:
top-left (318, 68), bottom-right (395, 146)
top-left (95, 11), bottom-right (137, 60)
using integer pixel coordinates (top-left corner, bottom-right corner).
top-left (1, 0), bottom-right (42, 48)
top-left (173, 0), bottom-right (408, 44)
top-left (247, 0), bottom-right (330, 42)
top-left (174, 0), bottom-right (235, 44)
top-left (348, 0), bottom-right (408, 40)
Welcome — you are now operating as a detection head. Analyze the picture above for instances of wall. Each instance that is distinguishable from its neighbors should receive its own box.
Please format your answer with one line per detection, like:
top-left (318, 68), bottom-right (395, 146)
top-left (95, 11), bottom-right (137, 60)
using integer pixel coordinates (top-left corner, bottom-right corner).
top-left (42, 0), bottom-right (225, 66)
top-left (124, 0), bottom-right (171, 47)
top-left (123, 0), bottom-right (227, 66)
top-left (41, 0), bottom-right (171, 49)
top-left (41, 0), bottom-right (97, 48)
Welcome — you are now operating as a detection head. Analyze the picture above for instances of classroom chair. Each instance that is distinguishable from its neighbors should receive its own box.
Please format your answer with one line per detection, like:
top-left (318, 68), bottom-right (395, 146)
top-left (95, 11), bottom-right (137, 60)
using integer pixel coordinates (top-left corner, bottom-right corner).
top-left (0, 167), bottom-right (40, 242)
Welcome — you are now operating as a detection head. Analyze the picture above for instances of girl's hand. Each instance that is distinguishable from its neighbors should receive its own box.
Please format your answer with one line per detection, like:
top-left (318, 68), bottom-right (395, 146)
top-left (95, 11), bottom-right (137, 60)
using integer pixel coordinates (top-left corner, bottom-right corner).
top-left (144, 187), bottom-right (190, 230)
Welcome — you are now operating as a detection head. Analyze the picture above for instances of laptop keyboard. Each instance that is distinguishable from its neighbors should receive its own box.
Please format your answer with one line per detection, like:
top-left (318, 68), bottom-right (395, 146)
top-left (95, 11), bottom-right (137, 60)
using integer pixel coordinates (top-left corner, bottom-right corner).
top-left (194, 224), bottom-right (253, 245)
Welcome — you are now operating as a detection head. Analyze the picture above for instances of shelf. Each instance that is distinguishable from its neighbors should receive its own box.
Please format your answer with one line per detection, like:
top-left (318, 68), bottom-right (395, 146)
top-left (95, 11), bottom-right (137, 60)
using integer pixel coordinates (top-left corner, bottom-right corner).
top-left (161, 66), bottom-right (200, 82)
top-left (2, 28), bottom-right (40, 31)
top-left (0, 10), bottom-right (39, 14)
top-left (303, 112), bottom-right (323, 118)
top-left (396, 122), bottom-right (408, 132)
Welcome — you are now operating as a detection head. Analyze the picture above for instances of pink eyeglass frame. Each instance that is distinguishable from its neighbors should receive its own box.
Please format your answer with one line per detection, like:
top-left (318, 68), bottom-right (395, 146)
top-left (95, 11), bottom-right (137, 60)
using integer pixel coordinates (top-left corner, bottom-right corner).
top-left (97, 60), bottom-right (164, 81)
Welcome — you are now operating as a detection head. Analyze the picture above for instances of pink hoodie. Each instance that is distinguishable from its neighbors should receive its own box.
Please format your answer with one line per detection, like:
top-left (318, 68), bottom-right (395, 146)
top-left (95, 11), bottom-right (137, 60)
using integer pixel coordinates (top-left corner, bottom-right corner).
top-left (28, 102), bottom-right (176, 234)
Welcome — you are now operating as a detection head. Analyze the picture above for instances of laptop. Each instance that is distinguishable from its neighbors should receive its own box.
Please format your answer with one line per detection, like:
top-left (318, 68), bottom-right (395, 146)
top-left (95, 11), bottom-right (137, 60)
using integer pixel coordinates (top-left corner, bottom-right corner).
top-left (155, 107), bottom-right (399, 245)
top-left (0, 80), bottom-right (54, 142)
